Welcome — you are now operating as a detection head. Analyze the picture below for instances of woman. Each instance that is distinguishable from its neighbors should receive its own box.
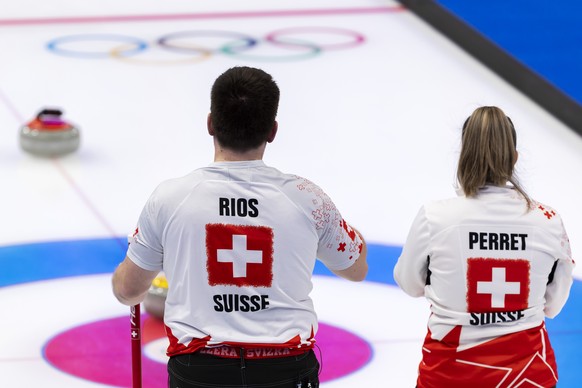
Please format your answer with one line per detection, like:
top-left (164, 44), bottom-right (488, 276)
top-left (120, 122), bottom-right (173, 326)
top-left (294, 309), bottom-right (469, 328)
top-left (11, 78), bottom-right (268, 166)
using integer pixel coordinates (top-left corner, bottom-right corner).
top-left (394, 106), bottom-right (574, 387)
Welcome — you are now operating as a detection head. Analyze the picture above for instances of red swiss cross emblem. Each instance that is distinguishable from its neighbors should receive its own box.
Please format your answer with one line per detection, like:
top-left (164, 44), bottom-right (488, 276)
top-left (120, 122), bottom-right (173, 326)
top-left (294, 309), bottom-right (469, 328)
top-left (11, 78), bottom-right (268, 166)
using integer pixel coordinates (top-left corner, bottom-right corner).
top-left (466, 258), bottom-right (530, 312)
top-left (206, 223), bottom-right (274, 287)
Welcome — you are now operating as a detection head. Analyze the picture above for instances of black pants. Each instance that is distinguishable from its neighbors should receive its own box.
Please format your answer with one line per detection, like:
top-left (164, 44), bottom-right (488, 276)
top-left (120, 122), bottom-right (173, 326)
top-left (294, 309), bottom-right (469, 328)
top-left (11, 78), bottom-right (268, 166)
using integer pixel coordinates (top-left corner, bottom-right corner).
top-left (168, 350), bottom-right (319, 388)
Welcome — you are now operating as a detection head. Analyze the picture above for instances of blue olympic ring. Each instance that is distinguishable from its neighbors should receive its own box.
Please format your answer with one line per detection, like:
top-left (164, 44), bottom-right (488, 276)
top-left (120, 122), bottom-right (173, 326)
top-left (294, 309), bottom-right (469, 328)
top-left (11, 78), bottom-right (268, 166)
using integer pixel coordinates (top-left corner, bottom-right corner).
top-left (47, 34), bottom-right (148, 58)
top-left (46, 28), bottom-right (366, 63)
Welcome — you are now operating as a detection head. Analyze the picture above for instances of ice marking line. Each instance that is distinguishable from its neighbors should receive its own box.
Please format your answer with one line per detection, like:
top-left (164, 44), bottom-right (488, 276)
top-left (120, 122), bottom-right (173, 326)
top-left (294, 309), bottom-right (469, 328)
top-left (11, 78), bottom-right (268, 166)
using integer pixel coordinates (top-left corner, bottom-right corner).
top-left (0, 88), bottom-right (25, 123)
top-left (0, 91), bottom-right (124, 251)
top-left (0, 6), bottom-right (405, 27)
top-left (51, 159), bottom-right (126, 251)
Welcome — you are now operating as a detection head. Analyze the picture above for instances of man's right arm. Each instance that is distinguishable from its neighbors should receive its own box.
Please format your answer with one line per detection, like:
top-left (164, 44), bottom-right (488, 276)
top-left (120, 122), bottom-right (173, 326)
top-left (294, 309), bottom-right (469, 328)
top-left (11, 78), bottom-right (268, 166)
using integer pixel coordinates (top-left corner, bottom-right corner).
top-left (332, 234), bottom-right (368, 281)
top-left (332, 239), bottom-right (368, 282)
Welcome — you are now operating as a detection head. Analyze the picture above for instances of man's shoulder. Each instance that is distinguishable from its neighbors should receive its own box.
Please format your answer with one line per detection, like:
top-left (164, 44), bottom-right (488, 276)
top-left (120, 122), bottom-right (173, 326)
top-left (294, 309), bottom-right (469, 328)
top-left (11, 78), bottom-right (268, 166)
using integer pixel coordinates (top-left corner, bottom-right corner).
top-left (248, 166), bottom-right (325, 194)
top-left (150, 170), bottom-right (206, 199)
top-left (291, 175), bottom-right (327, 196)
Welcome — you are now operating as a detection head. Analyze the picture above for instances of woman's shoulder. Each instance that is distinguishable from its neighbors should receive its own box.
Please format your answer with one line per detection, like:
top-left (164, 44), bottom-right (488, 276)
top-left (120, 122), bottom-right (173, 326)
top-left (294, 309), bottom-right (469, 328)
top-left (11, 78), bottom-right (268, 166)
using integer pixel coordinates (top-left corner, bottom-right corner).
top-left (527, 199), bottom-right (566, 224)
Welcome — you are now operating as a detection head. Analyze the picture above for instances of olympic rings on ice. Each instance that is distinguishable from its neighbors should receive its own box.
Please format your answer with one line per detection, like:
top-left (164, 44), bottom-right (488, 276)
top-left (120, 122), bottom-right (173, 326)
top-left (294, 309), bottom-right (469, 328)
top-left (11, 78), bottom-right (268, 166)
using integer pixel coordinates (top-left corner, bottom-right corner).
top-left (46, 27), bottom-right (366, 64)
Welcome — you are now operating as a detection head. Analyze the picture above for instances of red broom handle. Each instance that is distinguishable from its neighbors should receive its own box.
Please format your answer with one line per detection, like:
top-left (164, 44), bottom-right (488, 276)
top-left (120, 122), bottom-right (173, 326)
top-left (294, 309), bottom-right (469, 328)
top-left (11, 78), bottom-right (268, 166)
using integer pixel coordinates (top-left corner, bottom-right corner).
top-left (130, 304), bottom-right (142, 388)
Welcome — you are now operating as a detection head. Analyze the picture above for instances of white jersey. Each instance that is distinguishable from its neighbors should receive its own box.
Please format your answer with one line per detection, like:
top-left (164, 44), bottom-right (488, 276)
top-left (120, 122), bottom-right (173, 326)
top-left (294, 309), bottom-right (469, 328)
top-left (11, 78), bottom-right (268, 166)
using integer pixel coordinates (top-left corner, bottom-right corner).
top-left (394, 185), bottom-right (574, 387)
top-left (128, 160), bottom-right (363, 356)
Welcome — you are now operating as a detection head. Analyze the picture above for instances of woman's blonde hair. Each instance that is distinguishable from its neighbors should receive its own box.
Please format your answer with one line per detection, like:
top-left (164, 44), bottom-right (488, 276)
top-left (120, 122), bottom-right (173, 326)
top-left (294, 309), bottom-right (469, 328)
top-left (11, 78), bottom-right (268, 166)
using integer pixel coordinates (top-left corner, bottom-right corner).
top-left (457, 106), bottom-right (531, 207)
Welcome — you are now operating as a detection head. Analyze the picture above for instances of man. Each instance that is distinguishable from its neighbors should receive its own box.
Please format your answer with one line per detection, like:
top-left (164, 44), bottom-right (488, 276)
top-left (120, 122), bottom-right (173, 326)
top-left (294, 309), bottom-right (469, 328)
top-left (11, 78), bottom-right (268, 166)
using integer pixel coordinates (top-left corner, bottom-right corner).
top-left (112, 66), bottom-right (368, 388)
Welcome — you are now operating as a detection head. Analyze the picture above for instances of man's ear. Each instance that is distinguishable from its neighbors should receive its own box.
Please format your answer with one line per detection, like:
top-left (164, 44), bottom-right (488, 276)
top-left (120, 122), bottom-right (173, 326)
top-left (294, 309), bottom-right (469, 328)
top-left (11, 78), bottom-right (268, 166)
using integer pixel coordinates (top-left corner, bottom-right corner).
top-left (207, 113), bottom-right (214, 136)
top-left (267, 121), bottom-right (278, 143)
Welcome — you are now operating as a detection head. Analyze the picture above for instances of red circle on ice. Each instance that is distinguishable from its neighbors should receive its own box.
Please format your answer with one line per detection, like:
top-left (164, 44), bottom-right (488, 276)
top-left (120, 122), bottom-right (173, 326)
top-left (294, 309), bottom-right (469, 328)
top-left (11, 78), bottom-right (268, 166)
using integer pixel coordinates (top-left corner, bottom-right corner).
top-left (43, 315), bottom-right (372, 387)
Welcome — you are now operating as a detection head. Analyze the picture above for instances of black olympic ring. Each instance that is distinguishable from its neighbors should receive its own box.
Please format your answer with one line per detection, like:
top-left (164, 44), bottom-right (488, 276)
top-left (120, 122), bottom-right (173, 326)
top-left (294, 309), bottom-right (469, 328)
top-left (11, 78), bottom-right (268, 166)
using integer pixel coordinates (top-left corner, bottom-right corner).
top-left (157, 30), bottom-right (321, 62)
top-left (46, 27), bottom-right (366, 63)
top-left (157, 30), bottom-right (258, 54)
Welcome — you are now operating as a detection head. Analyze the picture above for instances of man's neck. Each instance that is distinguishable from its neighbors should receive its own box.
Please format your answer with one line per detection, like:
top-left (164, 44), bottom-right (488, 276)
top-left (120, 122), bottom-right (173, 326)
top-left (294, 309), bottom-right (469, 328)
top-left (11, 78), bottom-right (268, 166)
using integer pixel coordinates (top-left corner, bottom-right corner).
top-left (213, 142), bottom-right (266, 162)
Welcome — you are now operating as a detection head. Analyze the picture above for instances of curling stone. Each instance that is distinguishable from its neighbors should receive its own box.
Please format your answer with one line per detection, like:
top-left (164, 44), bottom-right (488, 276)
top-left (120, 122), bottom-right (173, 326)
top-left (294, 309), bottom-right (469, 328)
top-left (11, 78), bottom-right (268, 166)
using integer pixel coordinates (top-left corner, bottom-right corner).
top-left (19, 108), bottom-right (80, 156)
top-left (144, 273), bottom-right (168, 320)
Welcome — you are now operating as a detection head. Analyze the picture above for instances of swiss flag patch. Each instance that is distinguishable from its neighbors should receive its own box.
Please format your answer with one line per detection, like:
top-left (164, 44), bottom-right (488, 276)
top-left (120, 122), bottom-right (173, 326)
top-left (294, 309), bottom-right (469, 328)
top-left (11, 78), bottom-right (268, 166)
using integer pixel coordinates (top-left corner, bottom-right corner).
top-left (466, 258), bottom-right (530, 312)
top-left (206, 223), bottom-right (274, 287)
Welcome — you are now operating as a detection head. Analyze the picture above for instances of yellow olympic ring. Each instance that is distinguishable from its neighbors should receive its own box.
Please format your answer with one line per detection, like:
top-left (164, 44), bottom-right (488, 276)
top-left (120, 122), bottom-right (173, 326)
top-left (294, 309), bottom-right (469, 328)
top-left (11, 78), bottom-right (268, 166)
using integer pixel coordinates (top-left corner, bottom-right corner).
top-left (110, 42), bottom-right (212, 65)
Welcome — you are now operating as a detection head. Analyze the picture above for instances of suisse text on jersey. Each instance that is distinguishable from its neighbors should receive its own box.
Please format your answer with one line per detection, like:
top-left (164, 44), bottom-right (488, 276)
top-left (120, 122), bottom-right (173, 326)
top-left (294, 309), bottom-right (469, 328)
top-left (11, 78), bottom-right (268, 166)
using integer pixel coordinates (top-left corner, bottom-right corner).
top-left (469, 310), bottom-right (525, 326)
top-left (213, 294), bottom-right (270, 312)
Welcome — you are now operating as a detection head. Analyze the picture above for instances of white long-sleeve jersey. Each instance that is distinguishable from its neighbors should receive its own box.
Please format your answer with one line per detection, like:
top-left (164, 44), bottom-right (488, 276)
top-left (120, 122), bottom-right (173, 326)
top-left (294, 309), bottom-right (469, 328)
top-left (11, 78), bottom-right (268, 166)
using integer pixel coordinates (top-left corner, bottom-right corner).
top-left (394, 185), bottom-right (574, 387)
top-left (128, 160), bottom-right (363, 357)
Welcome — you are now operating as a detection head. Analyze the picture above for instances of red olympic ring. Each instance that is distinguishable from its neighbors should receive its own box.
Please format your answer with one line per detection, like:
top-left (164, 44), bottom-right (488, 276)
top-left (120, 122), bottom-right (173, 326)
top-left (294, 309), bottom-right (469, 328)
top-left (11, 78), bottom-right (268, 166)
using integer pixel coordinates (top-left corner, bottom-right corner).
top-left (46, 27), bottom-right (366, 63)
top-left (265, 26), bottom-right (366, 50)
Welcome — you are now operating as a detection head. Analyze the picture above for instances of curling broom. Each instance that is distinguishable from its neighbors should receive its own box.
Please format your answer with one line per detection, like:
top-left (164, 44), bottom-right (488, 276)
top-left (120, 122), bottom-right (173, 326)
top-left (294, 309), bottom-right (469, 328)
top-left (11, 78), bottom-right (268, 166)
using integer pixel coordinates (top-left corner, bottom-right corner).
top-left (130, 304), bottom-right (142, 388)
